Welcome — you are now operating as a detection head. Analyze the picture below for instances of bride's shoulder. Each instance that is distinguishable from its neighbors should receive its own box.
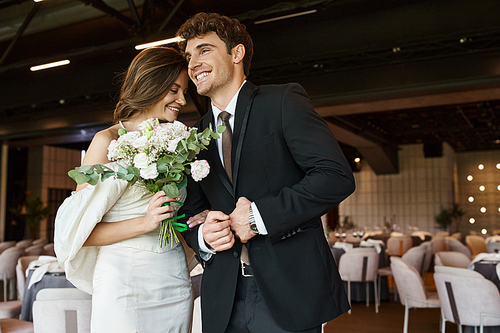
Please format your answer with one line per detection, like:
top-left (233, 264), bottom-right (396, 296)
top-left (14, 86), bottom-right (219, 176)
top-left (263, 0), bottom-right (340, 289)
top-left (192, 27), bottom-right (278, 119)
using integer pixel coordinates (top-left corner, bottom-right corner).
top-left (82, 125), bottom-right (120, 166)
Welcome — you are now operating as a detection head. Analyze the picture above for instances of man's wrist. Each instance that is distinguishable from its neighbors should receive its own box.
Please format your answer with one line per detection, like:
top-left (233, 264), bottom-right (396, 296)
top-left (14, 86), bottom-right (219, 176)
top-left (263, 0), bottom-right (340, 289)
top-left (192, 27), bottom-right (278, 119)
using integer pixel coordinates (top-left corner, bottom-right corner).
top-left (249, 205), bottom-right (259, 234)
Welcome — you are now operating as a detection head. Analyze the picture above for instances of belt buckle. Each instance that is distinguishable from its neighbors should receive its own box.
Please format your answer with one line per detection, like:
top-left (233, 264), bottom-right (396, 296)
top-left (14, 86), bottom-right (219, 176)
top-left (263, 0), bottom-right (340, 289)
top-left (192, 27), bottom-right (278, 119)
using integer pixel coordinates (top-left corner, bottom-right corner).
top-left (241, 261), bottom-right (253, 277)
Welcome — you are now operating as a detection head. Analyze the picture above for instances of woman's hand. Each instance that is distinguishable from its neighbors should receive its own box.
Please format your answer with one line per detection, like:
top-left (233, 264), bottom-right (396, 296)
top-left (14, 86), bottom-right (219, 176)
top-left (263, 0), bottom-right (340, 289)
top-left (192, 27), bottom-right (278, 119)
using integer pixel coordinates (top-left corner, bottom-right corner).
top-left (143, 191), bottom-right (177, 233)
top-left (187, 209), bottom-right (209, 228)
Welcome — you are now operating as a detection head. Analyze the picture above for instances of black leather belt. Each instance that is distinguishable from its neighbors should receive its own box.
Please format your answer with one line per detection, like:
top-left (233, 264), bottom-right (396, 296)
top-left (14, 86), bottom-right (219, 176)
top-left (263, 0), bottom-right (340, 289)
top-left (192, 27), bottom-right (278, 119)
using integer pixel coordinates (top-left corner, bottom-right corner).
top-left (241, 262), bottom-right (253, 277)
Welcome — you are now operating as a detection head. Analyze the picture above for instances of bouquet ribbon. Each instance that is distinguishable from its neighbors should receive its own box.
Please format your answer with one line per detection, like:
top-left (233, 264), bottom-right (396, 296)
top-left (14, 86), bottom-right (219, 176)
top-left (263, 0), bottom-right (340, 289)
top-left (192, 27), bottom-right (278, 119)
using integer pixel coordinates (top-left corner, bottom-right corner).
top-left (160, 201), bottom-right (188, 246)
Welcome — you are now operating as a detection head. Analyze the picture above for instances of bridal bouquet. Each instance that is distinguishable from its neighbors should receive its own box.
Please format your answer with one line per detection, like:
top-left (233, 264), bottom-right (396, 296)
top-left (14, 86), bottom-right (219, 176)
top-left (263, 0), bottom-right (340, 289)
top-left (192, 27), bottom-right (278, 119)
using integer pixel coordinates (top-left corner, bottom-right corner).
top-left (69, 118), bottom-right (223, 246)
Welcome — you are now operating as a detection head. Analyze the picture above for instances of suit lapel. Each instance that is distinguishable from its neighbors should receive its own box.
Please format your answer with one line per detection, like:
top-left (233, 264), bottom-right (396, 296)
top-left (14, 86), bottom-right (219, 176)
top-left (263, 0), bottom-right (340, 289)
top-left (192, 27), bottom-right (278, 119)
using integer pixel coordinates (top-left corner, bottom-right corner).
top-left (232, 81), bottom-right (259, 190)
top-left (201, 108), bottom-right (234, 197)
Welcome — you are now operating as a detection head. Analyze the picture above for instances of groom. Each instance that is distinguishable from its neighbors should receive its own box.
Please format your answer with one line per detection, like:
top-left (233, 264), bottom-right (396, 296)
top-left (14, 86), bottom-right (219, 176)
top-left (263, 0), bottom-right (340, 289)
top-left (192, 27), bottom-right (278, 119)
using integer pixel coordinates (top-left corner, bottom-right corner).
top-left (177, 12), bottom-right (355, 333)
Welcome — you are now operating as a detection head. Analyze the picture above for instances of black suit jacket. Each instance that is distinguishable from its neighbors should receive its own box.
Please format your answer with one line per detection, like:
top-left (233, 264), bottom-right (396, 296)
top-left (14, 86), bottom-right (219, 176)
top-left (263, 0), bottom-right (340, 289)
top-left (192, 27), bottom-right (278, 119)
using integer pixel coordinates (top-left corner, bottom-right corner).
top-left (179, 81), bottom-right (355, 333)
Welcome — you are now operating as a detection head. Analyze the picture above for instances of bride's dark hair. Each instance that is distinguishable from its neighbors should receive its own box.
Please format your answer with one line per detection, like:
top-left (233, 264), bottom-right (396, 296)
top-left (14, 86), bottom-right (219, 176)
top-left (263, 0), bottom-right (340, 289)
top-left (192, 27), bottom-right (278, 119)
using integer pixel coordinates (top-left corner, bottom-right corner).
top-left (113, 46), bottom-right (186, 123)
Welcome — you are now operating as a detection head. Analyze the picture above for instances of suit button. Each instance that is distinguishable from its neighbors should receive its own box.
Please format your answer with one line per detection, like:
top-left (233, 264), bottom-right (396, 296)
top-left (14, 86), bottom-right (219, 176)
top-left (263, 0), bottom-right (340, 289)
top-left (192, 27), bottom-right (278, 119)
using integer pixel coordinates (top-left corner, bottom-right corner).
top-left (233, 251), bottom-right (239, 258)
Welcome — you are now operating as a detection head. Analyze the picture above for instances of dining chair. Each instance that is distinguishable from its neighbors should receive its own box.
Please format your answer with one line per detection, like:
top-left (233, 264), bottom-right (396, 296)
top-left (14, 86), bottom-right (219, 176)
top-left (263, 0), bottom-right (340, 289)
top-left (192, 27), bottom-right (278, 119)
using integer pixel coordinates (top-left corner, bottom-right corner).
top-left (377, 245), bottom-right (426, 306)
top-left (15, 256), bottom-right (39, 301)
top-left (23, 245), bottom-right (44, 257)
top-left (14, 240), bottom-right (32, 251)
top-left (434, 265), bottom-right (500, 333)
top-left (0, 242), bottom-right (16, 255)
top-left (431, 235), bottom-right (448, 254)
top-left (390, 256), bottom-right (441, 333)
top-left (338, 247), bottom-right (379, 313)
top-left (386, 235), bottom-right (413, 257)
top-left (32, 288), bottom-right (92, 333)
top-left (0, 247), bottom-right (24, 301)
top-left (0, 318), bottom-right (34, 333)
top-left (446, 238), bottom-right (472, 260)
top-left (434, 231), bottom-right (450, 238)
top-left (42, 243), bottom-right (55, 257)
top-left (31, 239), bottom-right (48, 247)
top-left (486, 242), bottom-right (500, 253)
top-left (465, 235), bottom-right (487, 258)
top-left (434, 251), bottom-right (471, 268)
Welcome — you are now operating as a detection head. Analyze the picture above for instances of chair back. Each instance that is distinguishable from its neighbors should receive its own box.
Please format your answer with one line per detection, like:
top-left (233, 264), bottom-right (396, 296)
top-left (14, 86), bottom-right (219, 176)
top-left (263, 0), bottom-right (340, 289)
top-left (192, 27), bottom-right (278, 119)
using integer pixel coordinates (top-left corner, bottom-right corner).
top-left (33, 288), bottom-right (91, 333)
top-left (434, 251), bottom-right (471, 268)
top-left (419, 241), bottom-right (433, 274)
top-left (24, 245), bottom-right (44, 256)
top-left (390, 256), bottom-right (427, 307)
top-left (15, 256), bottom-right (39, 300)
top-left (338, 248), bottom-right (379, 282)
top-left (465, 235), bottom-right (487, 257)
top-left (431, 235), bottom-right (447, 254)
top-left (15, 240), bottom-right (32, 250)
top-left (32, 239), bottom-right (48, 246)
top-left (386, 235), bottom-right (412, 256)
top-left (401, 246), bottom-right (425, 275)
top-left (42, 243), bottom-right (56, 257)
top-left (486, 242), bottom-right (500, 253)
top-left (445, 238), bottom-right (472, 259)
top-left (0, 247), bottom-right (24, 280)
top-left (434, 266), bottom-right (500, 327)
top-left (0, 241), bottom-right (16, 254)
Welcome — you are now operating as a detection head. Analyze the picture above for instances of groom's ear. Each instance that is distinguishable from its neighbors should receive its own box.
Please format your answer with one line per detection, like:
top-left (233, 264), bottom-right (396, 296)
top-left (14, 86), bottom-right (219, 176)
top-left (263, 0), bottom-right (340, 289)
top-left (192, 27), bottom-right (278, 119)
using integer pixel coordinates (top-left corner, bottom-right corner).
top-left (232, 44), bottom-right (245, 65)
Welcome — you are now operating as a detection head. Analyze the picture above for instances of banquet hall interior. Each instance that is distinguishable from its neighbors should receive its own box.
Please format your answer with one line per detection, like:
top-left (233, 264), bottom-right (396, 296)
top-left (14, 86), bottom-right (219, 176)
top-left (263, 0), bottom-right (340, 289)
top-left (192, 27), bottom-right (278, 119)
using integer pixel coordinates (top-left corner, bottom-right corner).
top-left (1, 0), bottom-right (500, 332)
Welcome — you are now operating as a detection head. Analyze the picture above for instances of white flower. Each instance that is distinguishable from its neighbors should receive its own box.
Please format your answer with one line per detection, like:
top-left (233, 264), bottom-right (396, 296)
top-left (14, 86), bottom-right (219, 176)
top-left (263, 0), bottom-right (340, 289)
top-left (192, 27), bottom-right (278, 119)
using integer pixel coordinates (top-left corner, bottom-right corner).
top-left (107, 140), bottom-right (118, 160)
top-left (191, 160), bottom-right (210, 182)
top-left (167, 137), bottom-right (183, 152)
top-left (140, 163), bottom-right (158, 179)
top-left (133, 152), bottom-right (149, 168)
top-left (131, 135), bottom-right (148, 150)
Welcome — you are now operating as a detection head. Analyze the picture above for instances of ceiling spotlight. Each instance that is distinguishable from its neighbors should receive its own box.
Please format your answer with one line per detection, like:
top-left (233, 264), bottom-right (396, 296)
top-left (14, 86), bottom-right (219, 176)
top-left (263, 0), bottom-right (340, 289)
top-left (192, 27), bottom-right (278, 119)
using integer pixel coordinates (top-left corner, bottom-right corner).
top-left (479, 185), bottom-right (485, 191)
top-left (480, 207), bottom-right (486, 213)
top-left (135, 37), bottom-right (184, 50)
top-left (469, 218), bottom-right (475, 224)
top-left (498, 185), bottom-right (500, 191)
top-left (481, 228), bottom-right (487, 235)
top-left (354, 157), bottom-right (361, 163)
top-left (468, 196), bottom-right (474, 202)
top-left (467, 175), bottom-right (473, 181)
top-left (497, 163), bottom-right (500, 169)
top-left (478, 164), bottom-right (484, 170)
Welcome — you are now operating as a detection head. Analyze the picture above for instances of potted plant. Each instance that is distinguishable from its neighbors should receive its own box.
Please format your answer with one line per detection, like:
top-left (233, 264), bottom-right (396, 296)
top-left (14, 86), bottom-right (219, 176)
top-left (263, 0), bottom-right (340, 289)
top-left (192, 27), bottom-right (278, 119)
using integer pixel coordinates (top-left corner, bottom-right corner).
top-left (9, 196), bottom-right (50, 239)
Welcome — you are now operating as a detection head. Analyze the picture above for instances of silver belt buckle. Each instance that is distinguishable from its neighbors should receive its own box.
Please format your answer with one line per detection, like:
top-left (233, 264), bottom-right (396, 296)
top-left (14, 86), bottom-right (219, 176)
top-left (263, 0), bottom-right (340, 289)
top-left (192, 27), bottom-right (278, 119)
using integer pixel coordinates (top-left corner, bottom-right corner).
top-left (241, 261), bottom-right (253, 277)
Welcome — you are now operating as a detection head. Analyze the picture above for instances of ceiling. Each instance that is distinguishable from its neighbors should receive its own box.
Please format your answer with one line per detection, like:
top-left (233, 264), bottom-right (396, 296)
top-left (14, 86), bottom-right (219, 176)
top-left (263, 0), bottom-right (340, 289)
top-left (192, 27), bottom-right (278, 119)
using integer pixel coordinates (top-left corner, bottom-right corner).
top-left (1, 0), bottom-right (500, 174)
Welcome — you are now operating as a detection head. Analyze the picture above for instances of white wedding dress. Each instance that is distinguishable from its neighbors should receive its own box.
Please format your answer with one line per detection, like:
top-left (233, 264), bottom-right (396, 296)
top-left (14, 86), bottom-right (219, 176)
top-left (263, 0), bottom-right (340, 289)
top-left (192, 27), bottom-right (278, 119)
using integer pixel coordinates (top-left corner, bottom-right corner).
top-left (55, 163), bottom-right (192, 333)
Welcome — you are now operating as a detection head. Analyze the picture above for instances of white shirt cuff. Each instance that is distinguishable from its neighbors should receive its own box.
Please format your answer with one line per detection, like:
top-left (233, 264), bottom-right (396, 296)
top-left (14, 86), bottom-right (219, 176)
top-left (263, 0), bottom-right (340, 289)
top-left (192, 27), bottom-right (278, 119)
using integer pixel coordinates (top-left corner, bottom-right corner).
top-left (198, 224), bottom-right (216, 259)
top-left (251, 202), bottom-right (268, 235)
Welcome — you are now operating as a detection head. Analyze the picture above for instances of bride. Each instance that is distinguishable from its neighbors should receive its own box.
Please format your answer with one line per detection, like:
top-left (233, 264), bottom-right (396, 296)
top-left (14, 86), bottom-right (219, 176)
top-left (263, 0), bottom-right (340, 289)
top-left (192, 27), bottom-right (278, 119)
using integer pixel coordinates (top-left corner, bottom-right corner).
top-left (55, 46), bottom-right (202, 333)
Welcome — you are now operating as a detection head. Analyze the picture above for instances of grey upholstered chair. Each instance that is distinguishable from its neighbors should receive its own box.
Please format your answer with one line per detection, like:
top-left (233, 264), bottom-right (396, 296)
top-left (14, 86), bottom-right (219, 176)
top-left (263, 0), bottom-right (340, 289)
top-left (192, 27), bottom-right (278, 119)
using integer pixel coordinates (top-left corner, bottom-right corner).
top-left (32, 288), bottom-right (92, 333)
top-left (446, 237), bottom-right (472, 260)
top-left (0, 242), bottom-right (16, 255)
top-left (0, 247), bottom-right (24, 301)
top-left (434, 251), bottom-right (471, 269)
top-left (339, 247), bottom-right (379, 313)
top-left (391, 256), bottom-right (440, 333)
top-left (434, 265), bottom-right (500, 333)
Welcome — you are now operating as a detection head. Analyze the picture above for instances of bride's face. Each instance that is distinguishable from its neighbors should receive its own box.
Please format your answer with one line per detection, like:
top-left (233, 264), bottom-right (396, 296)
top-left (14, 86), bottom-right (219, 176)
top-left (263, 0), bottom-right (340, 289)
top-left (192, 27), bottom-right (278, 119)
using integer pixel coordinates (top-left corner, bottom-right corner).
top-left (148, 69), bottom-right (189, 122)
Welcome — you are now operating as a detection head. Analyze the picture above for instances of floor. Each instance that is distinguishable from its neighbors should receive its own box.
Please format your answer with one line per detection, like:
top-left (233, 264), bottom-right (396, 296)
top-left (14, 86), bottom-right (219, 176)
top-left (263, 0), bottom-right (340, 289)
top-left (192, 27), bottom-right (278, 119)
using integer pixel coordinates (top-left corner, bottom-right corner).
top-left (324, 273), bottom-right (458, 333)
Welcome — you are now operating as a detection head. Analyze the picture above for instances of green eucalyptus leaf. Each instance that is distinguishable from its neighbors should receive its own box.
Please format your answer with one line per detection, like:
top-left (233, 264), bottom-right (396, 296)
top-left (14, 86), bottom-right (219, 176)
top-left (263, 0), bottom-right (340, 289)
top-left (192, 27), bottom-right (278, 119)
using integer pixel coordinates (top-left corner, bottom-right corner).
top-left (101, 171), bottom-right (115, 181)
top-left (162, 183), bottom-right (179, 198)
top-left (117, 163), bottom-right (128, 175)
top-left (88, 172), bottom-right (100, 186)
top-left (68, 170), bottom-right (91, 184)
top-left (76, 165), bottom-right (94, 174)
top-left (217, 125), bottom-right (226, 134)
top-left (177, 175), bottom-right (187, 189)
top-left (93, 164), bottom-right (105, 174)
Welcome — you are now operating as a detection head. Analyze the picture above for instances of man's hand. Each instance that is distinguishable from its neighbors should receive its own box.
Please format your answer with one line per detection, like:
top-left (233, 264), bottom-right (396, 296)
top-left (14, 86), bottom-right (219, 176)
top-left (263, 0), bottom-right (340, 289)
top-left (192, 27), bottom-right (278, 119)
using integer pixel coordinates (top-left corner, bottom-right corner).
top-left (202, 211), bottom-right (235, 252)
top-left (229, 197), bottom-right (257, 243)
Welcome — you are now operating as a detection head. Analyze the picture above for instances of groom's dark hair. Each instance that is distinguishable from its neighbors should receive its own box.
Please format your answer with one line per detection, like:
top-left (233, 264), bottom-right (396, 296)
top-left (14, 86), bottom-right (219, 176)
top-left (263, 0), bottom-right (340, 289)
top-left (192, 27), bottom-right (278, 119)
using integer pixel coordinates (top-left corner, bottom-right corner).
top-left (176, 12), bottom-right (254, 77)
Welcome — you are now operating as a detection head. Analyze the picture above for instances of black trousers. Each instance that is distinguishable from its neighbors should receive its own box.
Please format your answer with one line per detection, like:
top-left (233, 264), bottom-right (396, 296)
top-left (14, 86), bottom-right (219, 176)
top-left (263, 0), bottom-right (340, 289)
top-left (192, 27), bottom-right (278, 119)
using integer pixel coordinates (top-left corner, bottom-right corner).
top-left (224, 265), bottom-right (322, 333)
